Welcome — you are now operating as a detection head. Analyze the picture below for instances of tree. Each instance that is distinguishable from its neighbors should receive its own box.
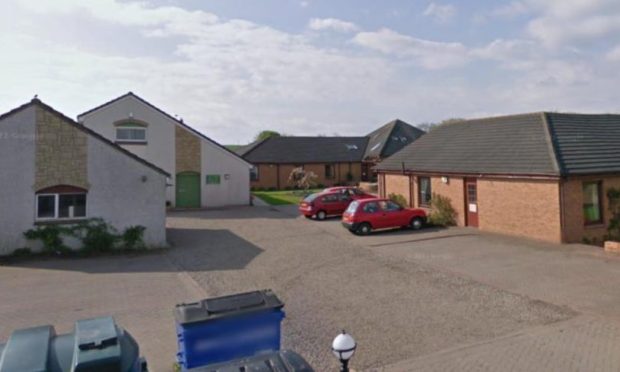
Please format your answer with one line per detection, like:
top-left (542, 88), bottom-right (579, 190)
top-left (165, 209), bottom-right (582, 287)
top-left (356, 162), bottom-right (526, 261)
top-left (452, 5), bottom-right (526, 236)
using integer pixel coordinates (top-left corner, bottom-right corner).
top-left (417, 118), bottom-right (465, 132)
top-left (255, 130), bottom-right (281, 141)
top-left (288, 167), bottom-right (318, 192)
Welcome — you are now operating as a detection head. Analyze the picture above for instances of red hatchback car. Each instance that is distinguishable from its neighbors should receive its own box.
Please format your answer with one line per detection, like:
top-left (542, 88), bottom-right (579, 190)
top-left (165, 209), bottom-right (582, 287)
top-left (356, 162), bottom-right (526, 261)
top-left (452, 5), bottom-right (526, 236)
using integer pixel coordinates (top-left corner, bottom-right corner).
top-left (322, 186), bottom-right (375, 199)
top-left (342, 198), bottom-right (426, 235)
top-left (299, 191), bottom-right (360, 220)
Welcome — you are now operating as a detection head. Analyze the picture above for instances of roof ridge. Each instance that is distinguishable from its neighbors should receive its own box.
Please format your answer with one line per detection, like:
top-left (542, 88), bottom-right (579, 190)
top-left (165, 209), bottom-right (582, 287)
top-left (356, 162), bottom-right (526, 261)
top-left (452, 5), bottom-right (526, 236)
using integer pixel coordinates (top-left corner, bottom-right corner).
top-left (539, 112), bottom-right (563, 176)
top-left (1, 98), bottom-right (170, 177)
top-left (439, 111), bottom-right (546, 126)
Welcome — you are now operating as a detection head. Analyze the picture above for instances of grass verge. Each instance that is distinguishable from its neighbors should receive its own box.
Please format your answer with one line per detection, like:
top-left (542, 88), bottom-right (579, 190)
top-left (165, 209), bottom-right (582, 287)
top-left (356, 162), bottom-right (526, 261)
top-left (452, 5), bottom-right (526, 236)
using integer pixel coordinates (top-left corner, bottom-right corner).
top-left (253, 189), bottom-right (321, 205)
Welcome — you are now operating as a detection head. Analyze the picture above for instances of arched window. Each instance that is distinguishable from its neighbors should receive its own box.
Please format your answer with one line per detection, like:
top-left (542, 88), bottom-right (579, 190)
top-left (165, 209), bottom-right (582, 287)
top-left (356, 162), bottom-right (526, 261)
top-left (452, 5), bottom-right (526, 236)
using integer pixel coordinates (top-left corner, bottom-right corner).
top-left (36, 185), bottom-right (87, 220)
top-left (114, 119), bottom-right (148, 144)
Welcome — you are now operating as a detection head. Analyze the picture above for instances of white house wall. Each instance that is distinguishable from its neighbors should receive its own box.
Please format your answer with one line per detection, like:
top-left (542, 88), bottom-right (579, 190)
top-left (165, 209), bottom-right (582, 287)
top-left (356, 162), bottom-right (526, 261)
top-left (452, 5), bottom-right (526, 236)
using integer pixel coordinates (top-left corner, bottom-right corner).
top-left (201, 138), bottom-right (251, 207)
top-left (79, 95), bottom-right (176, 205)
top-left (87, 136), bottom-right (167, 246)
top-left (80, 94), bottom-right (251, 208)
top-left (0, 107), bottom-right (37, 254)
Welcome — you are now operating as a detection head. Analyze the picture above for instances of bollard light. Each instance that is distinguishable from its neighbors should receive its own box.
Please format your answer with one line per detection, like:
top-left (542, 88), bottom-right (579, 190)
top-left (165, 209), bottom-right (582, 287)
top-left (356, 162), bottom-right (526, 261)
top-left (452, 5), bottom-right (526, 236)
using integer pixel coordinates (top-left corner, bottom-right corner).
top-left (332, 330), bottom-right (356, 372)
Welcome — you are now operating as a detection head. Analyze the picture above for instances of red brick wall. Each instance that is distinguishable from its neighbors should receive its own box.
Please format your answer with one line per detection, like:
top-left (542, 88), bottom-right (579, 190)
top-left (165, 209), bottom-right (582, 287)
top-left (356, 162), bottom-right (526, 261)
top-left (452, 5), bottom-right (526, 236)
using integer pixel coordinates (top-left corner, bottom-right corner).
top-left (477, 178), bottom-right (562, 243)
top-left (561, 176), bottom-right (620, 243)
top-left (251, 162), bottom-right (364, 190)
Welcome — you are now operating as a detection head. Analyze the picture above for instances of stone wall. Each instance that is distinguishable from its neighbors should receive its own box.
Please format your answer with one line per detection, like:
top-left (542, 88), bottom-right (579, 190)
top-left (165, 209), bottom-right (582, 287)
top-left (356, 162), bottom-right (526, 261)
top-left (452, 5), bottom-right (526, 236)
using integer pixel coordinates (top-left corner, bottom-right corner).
top-left (175, 125), bottom-right (201, 173)
top-left (34, 106), bottom-right (89, 191)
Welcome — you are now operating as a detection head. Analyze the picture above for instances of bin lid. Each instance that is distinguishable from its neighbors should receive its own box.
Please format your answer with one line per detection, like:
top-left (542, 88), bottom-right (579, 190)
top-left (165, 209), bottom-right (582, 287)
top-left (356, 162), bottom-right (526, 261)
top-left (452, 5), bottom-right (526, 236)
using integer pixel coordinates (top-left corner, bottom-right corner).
top-left (175, 289), bottom-right (284, 324)
top-left (188, 350), bottom-right (314, 372)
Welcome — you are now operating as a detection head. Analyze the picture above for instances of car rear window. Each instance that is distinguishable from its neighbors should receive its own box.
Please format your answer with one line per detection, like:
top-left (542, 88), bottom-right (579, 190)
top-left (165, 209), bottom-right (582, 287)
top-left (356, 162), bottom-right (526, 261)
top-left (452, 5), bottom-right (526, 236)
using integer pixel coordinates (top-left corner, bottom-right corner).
top-left (346, 201), bottom-right (359, 214)
top-left (303, 193), bottom-right (318, 202)
top-left (363, 201), bottom-right (380, 213)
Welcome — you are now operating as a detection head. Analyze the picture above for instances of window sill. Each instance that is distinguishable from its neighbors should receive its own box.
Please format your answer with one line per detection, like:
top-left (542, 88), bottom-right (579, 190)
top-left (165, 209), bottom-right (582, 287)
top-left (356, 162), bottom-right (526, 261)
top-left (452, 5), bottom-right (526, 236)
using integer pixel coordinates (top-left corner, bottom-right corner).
top-left (35, 218), bottom-right (86, 226)
top-left (115, 141), bottom-right (147, 146)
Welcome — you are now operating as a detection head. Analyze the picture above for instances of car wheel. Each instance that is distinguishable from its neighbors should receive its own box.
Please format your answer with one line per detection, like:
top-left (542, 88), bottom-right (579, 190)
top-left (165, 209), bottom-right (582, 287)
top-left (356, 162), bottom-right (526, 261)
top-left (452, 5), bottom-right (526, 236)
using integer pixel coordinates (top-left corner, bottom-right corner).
top-left (316, 210), bottom-right (327, 220)
top-left (356, 222), bottom-right (371, 235)
top-left (410, 217), bottom-right (423, 230)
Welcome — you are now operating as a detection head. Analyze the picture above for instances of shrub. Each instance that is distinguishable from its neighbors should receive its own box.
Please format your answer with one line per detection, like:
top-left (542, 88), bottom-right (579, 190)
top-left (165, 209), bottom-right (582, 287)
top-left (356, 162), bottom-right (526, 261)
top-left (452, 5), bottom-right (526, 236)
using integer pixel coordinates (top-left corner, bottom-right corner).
top-left (121, 226), bottom-right (146, 250)
top-left (316, 183), bottom-right (325, 189)
top-left (346, 172), bottom-right (354, 182)
top-left (388, 193), bottom-right (408, 207)
top-left (72, 218), bottom-right (119, 253)
top-left (23, 225), bottom-right (71, 254)
top-left (288, 167), bottom-right (318, 191)
top-left (607, 187), bottom-right (620, 241)
top-left (12, 248), bottom-right (32, 257)
top-left (428, 193), bottom-right (457, 226)
top-left (267, 187), bottom-right (277, 191)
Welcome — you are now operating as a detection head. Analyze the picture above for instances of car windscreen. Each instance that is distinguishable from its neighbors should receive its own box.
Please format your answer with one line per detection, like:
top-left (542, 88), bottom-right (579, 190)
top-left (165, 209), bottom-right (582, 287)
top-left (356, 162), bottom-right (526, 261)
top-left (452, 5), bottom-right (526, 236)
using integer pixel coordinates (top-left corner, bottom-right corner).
top-left (346, 200), bottom-right (359, 213)
top-left (303, 193), bottom-right (319, 202)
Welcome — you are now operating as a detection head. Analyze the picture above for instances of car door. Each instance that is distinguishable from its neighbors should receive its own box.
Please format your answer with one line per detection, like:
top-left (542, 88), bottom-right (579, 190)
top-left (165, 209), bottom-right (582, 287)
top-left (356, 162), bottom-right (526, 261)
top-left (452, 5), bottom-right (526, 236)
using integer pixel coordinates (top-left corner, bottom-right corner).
top-left (361, 201), bottom-right (383, 228)
top-left (321, 194), bottom-right (339, 215)
top-left (379, 200), bottom-right (406, 228)
top-left (337, 193), bottom-right (352, 214)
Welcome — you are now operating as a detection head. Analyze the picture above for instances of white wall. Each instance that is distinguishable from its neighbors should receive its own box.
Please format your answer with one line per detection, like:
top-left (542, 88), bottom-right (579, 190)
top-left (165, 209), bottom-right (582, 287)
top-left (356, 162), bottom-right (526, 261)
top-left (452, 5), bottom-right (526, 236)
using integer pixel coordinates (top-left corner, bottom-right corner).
top-left (79, 95), bottom-right (176, 205)
top-left (81, 94), bottom-right (251, 208)
top-left (201, 139), bottom-right (251, 207)
top-left (87, 137), bottom-right (167, 246)
top-left (0, 106), bottom-right (37, 254)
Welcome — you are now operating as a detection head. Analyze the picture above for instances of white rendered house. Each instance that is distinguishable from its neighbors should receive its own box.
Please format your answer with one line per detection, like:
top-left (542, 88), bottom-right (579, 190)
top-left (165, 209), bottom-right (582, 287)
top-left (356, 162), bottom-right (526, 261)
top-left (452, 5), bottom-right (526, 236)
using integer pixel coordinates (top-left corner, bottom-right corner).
top-left (78, 93), bottom-right (252, 208)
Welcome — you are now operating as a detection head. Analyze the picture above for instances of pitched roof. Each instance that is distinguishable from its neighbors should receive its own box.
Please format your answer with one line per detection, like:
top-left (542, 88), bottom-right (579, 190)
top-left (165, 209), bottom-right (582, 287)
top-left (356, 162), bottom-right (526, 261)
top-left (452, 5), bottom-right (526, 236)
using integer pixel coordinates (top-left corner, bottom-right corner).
top-left (376, 112), bottom-right (620, 177)
top-left (364, 119), bottom-right (425, 159)
top-left (547, 113), bottom-right (620, 175)
top-left (1, 98), bottom-right (170, 177)
top-left (78, 92), bottom-right (251, 167)
top-left (242, 136), bottom-right (369, 163)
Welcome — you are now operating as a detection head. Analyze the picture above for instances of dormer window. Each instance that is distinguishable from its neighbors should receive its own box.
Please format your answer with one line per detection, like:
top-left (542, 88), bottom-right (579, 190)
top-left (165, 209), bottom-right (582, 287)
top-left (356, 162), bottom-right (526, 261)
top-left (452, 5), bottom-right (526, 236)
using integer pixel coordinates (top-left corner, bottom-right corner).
top-left (114, 119), bottom-right (148, 144)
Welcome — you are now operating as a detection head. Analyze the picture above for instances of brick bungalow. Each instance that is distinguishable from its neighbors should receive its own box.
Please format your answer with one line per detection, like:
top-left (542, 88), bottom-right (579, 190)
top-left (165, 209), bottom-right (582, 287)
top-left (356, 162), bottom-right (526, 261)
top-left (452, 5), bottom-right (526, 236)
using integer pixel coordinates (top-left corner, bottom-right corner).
top-left (238, 119), bottom-right (424, 189)
top-left (376, 112), bottom-right (620, 244)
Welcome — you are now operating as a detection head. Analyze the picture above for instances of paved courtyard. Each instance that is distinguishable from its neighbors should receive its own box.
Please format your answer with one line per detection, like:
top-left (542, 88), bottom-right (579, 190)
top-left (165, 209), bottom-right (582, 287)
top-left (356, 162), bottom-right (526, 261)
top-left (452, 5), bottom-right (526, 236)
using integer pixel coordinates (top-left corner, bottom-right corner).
top-left (2, 205), bottom-right (620, 371)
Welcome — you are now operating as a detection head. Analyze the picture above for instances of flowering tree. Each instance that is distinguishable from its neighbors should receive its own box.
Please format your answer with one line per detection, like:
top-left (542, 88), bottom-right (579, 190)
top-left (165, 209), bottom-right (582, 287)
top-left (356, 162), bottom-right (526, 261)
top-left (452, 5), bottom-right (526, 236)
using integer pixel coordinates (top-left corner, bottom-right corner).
top-left (288, 167), bottom-right (318, 191)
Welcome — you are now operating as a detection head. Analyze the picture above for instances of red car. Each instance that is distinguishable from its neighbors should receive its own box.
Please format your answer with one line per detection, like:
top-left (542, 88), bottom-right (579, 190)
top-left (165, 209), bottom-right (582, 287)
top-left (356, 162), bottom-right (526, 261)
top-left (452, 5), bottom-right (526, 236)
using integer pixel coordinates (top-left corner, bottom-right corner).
top-left (341, 198), bottom-right (426, 235)
top-left (299, 191), bottom-right (357, 220)
top-left (323, 186), bottom-right (375, 199)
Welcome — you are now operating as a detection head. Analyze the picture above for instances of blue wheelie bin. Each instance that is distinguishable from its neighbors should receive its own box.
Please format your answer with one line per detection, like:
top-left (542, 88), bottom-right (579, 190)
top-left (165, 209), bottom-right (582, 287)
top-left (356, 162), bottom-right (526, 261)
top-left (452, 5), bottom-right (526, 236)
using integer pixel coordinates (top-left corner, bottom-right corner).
top-left (175, 289), bottom-right (285, 370)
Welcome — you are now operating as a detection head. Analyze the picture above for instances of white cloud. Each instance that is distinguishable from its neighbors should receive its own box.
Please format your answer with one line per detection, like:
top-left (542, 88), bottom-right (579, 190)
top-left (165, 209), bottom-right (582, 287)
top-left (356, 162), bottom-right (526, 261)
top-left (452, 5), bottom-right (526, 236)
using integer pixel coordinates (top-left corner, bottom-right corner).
top-left (353, 28), bottom-right (469, 69)
top-left (490, 1), bottom-right (530, 18)
top-left (308, 18), bottom-right (359, 33)
top-left (423, 3), bottom-right (457, 23)
top-left (606, 45), bottom-right (620, 61)
top-left (524, 0), bottom-right (620, 46)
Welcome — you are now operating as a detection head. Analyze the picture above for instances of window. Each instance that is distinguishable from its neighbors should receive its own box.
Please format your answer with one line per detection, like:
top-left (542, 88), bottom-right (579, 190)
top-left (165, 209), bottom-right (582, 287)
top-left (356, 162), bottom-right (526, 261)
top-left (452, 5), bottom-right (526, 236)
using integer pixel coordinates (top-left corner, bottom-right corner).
top-left (36, 193), bottom-right (86, 220)
top-left (325, 164), bottom-right (334, 179)
top-left (363, 201), bottom-right (380, 213)
top-left (418, 177), bottom-right (432, 207)
top-left (583, 181), bottom-right (603, 225)
top-left (206, 174), bottom-right (221, 185)
top-left (116, 127), bottom-right (146, 143)
top-left (250, 166), bottom-right (259, 181)
top-left (321, 194), bottom-right (339, 203)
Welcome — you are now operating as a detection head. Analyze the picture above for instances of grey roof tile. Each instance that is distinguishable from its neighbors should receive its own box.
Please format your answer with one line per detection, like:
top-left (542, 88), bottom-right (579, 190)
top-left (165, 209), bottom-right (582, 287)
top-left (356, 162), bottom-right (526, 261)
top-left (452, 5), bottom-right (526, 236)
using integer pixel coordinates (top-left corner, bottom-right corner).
top-left (242, 136), bottom-right (369, 163)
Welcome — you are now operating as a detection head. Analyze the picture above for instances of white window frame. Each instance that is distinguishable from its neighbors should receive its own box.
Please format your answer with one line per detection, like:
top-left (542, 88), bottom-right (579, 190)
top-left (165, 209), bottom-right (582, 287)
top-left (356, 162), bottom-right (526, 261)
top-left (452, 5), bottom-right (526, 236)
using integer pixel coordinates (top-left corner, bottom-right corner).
top-left (35, 193), bottom-right (88, 221)
top-left (115, 127), bottom-right (147, 143)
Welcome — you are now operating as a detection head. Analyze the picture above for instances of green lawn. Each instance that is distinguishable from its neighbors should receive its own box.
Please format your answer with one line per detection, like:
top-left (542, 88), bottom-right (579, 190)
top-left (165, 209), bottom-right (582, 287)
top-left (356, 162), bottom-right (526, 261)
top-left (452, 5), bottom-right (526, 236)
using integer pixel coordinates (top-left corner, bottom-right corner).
top-left (253, 189), bottom-right (322, 205)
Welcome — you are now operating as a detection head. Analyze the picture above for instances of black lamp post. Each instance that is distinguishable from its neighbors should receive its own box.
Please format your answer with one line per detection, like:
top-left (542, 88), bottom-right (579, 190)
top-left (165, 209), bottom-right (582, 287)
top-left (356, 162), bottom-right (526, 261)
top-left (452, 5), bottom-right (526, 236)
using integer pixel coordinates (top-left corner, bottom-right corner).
top-left (332, 330), bottom-right (356, 372)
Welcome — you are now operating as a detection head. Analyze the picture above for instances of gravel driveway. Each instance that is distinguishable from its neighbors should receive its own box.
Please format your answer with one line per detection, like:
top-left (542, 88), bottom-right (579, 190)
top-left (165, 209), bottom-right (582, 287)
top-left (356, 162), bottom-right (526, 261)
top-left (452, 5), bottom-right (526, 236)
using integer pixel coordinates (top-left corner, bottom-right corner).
top-left (166, 206), bottom-right (574, 371)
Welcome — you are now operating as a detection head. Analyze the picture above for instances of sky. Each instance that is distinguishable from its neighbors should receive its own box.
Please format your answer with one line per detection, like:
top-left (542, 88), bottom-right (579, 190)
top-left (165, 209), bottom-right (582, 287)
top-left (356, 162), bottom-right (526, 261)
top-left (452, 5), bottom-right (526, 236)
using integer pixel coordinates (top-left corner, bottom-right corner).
top-left (2, 1), bottom-right (620, 144)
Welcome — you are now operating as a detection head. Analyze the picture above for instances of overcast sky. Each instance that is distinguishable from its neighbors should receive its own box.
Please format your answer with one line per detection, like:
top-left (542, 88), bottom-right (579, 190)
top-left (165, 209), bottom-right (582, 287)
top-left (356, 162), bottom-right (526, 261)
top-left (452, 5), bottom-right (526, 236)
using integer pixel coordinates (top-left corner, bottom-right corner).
top-left (2, 0), bottom-right (620, 144)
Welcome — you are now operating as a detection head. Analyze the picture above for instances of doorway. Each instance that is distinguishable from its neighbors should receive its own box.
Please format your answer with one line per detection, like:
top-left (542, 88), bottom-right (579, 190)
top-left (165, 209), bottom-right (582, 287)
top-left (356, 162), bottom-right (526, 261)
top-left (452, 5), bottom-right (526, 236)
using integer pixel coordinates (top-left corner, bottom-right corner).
top-left (465, 178), bottom-right (478, 227)
top-left (176, 172), bottom-right (201, 208)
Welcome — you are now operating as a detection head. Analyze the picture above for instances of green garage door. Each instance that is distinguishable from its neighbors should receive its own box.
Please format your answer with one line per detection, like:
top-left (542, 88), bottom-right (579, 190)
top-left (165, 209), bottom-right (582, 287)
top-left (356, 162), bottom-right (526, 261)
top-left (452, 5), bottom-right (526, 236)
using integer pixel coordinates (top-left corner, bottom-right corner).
top-left (176, 172), bottom-right (201, 208)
